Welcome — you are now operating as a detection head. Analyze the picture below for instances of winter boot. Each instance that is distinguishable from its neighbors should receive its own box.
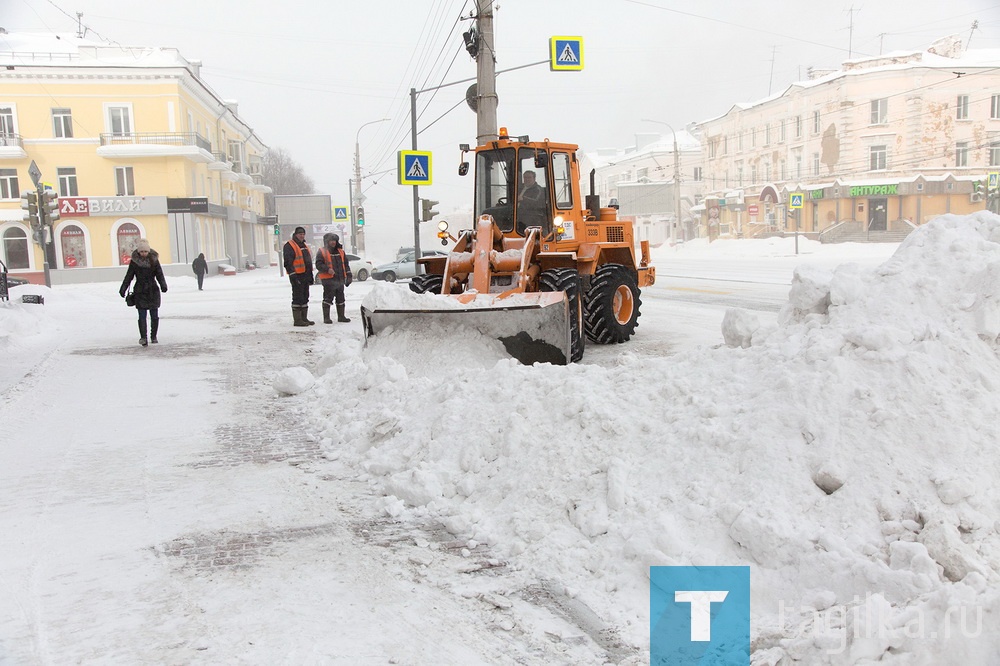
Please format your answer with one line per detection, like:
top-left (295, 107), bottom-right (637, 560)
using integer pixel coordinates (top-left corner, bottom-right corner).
top-left (322, 303), bottom-right (333, 324)
top-left (301, 305), bottom-right (316, 326)
top-left (150, 318), bottom-right (159, 344)
top-left (336, 303), bottom-right (351, 323)
top-left (138, 317), bottom-right (148, 346)
top-left (292, 306), bottom-right (309, 327)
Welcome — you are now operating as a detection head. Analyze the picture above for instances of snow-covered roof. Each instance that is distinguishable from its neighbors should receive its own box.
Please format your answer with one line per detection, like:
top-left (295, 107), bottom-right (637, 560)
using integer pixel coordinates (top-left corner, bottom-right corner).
top-left (0, 32), bottom-right (191, 68)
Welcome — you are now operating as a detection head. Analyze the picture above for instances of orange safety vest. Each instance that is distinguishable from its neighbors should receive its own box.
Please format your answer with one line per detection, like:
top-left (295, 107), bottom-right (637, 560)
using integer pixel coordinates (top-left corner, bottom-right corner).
top-left (316, 248), bottom-right (334, 280)
top-left (285, 240), bottom-right (308, 274)
top-left (316, 246), bottom-right (346, 281)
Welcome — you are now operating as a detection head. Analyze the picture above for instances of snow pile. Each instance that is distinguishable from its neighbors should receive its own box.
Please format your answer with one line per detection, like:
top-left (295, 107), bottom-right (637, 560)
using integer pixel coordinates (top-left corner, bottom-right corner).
top-left (309, 213), bottom-right (1000, 663)
top-left (272, 366), bottom-right (314, 395)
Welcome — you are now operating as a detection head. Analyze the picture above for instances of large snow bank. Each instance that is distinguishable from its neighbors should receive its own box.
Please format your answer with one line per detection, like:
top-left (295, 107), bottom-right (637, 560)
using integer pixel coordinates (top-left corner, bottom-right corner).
top-left (309, 213), bottom-right (1000, 663)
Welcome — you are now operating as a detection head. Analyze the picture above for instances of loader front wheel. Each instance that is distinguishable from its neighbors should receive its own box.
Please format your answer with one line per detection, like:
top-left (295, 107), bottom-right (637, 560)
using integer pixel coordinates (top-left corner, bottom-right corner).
top-left (409, 274), bottom-right (443, 294)
top-left (584, 263), bottom-right (641, 344)
top-left (540, 268), bottom-right (585, 363)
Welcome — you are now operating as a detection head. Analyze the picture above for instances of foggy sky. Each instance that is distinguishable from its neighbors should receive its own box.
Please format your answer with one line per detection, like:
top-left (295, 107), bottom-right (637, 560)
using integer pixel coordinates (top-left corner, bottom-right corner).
top-left (6, 0), bottom-right (998, 260)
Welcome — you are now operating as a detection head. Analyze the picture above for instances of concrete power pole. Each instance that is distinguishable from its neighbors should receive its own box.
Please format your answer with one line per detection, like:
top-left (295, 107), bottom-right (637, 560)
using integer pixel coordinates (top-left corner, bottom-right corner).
top-left (354, 142), bottom-right (364, 255)
top-left (475, 0), bottom-right (498, 146)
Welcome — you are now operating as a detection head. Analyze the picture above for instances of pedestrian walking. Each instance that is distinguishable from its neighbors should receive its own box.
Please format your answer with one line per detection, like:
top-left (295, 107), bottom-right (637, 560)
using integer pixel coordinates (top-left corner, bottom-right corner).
top-left (315, 233), bottom-right (353, 324)
top-left (119, 238), bottom-right (168, 346)
top-left (283, 226), bottom-right (315, 326)
top-left (192, 252), bottom-right (208, 290)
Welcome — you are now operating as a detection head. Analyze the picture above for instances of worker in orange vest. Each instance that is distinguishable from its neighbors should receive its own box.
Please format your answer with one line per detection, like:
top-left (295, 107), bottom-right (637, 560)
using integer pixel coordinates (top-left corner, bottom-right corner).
top-left (315, 233), bottom-right (353, 323)
top-left (283, 226), bottom-right (315, 326)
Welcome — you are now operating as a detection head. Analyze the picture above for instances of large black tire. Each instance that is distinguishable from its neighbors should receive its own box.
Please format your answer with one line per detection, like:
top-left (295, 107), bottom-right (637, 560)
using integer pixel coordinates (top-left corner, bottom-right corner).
top-left (409, 273), bottom-right (443, 294)
top-left (584, 263), bottom-right (641, 344)
top-left (540, 268), bottom-right (585, 363)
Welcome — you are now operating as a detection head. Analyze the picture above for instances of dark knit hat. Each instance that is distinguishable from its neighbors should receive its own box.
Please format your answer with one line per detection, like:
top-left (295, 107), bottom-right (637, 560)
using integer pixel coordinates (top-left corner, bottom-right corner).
top-left (323, 232), bottom-right (335, 244)
top-left (293, 226), bottom-right (306, 235)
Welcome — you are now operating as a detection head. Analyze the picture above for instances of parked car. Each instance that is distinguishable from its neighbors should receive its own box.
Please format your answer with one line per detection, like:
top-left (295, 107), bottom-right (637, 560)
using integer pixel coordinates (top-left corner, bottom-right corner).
top-left (345, 253), bottom-right (374, 281)
top-left (372, 251), bottom-right (448, 282)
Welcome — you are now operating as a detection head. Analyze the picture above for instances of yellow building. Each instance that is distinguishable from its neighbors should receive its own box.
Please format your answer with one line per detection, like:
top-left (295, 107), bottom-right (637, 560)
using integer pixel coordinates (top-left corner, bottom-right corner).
top-left (0, 32), bottom-right (272, 284)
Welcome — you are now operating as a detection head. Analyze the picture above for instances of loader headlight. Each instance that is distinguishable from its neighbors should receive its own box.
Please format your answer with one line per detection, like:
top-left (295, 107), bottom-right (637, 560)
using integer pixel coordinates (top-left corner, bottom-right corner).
top-left (438, 220), bottom-right (449, 232)
top-left (553, 215), bottom-right (565, 235)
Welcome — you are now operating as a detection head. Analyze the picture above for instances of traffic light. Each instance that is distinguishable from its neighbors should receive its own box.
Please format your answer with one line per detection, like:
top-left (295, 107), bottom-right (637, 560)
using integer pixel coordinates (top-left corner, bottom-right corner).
top-left (421, 198), bottom-right (439, 222)
top-left (20, 190), bottom-right (38, 224)
top-left (40, 189), bottom-right (60, 223)
top-left (356, 206), bottom-right (365, 227)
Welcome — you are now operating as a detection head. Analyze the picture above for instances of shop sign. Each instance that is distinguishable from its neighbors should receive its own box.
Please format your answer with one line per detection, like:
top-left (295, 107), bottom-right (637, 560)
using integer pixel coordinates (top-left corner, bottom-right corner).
top-left (167, 197), bottom-right (209, 213)
top-left (59, 196), bottom-right (166, 217)
top-left (811, 190), bottom-right (824, 199)
top-left (747, 204), bottom-right (759, 216)
top-left (849, 184), bottom-right (897, 197)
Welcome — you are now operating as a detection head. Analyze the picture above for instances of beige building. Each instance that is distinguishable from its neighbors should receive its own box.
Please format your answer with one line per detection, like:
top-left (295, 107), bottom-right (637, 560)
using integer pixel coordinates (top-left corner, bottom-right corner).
top-left (0, 31), bottom-right (272, 284)
top-left (695, 35), bottom-right (1000, 240)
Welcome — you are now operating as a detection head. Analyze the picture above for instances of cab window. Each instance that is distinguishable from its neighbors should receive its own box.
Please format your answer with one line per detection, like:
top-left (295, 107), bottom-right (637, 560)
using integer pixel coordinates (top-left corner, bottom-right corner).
top-left (552, 152), bottom-right (573, 209)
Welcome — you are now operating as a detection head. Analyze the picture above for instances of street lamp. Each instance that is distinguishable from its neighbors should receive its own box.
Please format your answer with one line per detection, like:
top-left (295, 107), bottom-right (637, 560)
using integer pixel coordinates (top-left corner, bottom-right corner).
top-left (642, 119), bottom-right (683, 245)
top-left (353, 118), bottom-right (390, 255)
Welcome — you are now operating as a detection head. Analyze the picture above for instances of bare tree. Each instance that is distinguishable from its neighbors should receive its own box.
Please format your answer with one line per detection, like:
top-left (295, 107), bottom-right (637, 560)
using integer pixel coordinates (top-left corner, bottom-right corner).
top-left (262, 147), bottom-right (315, 214)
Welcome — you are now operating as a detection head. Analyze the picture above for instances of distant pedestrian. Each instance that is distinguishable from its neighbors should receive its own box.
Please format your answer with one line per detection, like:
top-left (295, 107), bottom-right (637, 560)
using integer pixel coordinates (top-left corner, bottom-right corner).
top-left (192, 252), bottom-right (208, 290)
top-left (283, 226), bottom-right (315, 326)
top-left (315, 233), bottom-right (353, 324)
top-left (119, 238), bottom-right (168, 346)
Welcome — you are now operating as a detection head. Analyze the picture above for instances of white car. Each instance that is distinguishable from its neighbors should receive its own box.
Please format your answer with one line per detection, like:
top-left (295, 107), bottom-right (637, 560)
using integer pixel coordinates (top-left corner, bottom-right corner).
top-left (372, 251), bottom-right (448, 282)
top-left (345, 253), bottom-right (374, 281)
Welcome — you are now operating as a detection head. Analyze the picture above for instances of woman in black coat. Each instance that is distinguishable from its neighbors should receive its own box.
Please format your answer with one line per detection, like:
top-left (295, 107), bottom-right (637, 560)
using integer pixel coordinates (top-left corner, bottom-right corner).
top-left (119, 238), bottom-right (168, 346)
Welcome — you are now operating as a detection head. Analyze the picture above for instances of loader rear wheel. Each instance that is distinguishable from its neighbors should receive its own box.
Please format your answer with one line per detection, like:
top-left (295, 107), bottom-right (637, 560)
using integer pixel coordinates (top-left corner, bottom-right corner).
top-left (540, 268), bottom-right (585, 362)
top-left (584, 263), bottom-right (641, 344)
top-left (409, 274), bottom-right (443, 294)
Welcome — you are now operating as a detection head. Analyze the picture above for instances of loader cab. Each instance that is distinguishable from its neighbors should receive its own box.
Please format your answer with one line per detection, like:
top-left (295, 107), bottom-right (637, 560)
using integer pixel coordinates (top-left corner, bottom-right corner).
top-left (474, 145), bottom-right (553, 237)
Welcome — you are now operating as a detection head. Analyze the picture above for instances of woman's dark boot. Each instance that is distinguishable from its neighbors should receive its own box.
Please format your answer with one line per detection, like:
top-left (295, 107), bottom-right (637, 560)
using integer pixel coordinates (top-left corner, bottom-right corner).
top-left (138, 318), bottom-right (148, 346)
top-left (150, 318), bottom-right (159, 344)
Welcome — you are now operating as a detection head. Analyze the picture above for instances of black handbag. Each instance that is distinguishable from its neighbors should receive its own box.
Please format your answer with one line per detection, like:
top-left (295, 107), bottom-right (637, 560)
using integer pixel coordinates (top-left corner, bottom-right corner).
top-left (125, 289), bottom-right (135, 306)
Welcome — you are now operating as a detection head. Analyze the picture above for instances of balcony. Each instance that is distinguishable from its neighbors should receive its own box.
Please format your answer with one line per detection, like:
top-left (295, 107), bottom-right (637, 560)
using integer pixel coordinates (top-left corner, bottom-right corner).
top-left (97, 132), bottom-right (214, 163)
top-left (208, 151), bottom-right (231, 172)
top-left (0, 133), bottom-right (27, 159)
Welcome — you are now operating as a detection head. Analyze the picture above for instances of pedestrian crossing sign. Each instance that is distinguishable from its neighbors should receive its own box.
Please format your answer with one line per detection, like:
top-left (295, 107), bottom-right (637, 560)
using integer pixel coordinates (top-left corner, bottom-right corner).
top-left (398, 150), bottom-right (433, 186)
top-left (550, 36), bottom-right (584, 71)
top-left (789, 192), bottom-right (804, 209)
top-left (333, 206), bottom-right (348, 221)
top-left (989, 173), bottom-right (999, 190)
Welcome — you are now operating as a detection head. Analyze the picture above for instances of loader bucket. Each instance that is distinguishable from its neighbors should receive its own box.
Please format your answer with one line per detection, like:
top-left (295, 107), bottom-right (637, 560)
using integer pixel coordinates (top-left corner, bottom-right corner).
top-left (361, 292), bottom-right (572, 365)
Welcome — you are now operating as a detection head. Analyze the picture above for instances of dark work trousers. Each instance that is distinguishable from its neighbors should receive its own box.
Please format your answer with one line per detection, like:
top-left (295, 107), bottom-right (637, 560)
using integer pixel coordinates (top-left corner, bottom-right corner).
top-left (137, 307), bottom-right (159, 339)
top-left (321, 279), bottom-right (346, 307)
top-left (289, 274), bottom-right (310, 306)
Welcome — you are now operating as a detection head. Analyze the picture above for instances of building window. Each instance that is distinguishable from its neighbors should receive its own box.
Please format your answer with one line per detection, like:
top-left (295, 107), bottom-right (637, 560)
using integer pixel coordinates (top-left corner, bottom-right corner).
top-left (0, 168), bottom-right (19, 199)
top-left (636, 167), bottom-right (648, 180)
top-left (992, 94), bottom-right (1000, 120)
top-left (115, 166), bottom-right (135, 196)
top-left (751, 164), bottom-right (758, 183)
top-left (57, 167), bottom-right (79, 196)
top-left (870, 98), bottom-right (887, 124)
top-left (723, 135), bottom-right (728, 155)
top-left (956, 142), bottom-right (969, 167)
top-left (780, 160), bottom-right (786, 181)
top-left (693, 167), bottom-right (702, 182)
top-left (117, 222), bottom-right (141, 265)
top-left (3, 226), bottom-right (29, 269)
top-left (813, 153), bottom-right (820, 176)
top-left (708, 141), bottom-right (717, 159)
top-left (764, 162), bottom-right (771, 181)
top-left (107, 105), bottom-right (132, 135)
top-left (956, 95), bottom-right (969, 120)
top-left (52, 108), bottom-right (73, 138)
top-left (736, 162), bottom-right (743, 187)
top-left (780, 120), bottom-right (786, 142)
top-left (738, 132), bottom-right (743, 152)
top-left (870, 145), bottom-right (887, 171)
top-left (813, 111), bottom-right (821, 134)
top-left (751, 128), bottom-right (756, 148)
top-left (795, 153), bottom-right (803, 178)
top-left (0, 106), bottom-right (14, 136)
top-left (765, 124), bottom-right (771, 145)
top-left (795, 115), bottom-right (803, 138)
top-left (991, 141), bottom-right (1000, 167)
top-left (59, 225), bottom-right (87, 268)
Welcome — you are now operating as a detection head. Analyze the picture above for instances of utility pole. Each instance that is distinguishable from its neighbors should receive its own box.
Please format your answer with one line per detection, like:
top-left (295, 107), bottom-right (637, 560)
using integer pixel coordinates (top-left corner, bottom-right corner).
top-left (475, 0), bottom-right (498, 145)
top-left (348, 179), bottom-right (356, 253)
top-left (671, 133), bottom-right (681, 245)
top-left (353, 118), bottom-right (388, 257)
